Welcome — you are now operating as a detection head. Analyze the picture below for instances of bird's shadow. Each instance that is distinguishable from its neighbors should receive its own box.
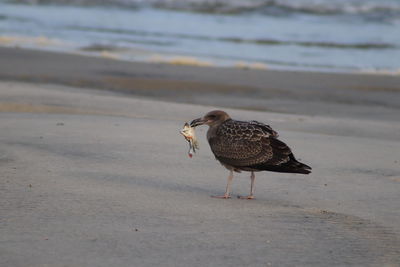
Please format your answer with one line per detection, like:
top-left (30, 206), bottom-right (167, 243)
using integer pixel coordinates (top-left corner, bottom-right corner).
top-left (75, 170), bottom-right (304, 209)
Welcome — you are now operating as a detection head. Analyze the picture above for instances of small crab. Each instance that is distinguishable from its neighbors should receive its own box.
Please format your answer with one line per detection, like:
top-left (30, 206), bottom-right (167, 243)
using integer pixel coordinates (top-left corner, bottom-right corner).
top-left (180, 122), bottom-right (199, 158)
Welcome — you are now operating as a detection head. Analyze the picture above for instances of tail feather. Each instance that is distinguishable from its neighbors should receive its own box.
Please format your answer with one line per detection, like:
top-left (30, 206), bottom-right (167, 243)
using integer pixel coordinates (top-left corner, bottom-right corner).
top-left (282, 154), bottom-right (311, 174)
top-left (290, 154), bottom-right (312, 174)
top-left (290, 161), bottom-right (312, 174)
top-left (249, 154), bottom-right (312, 174)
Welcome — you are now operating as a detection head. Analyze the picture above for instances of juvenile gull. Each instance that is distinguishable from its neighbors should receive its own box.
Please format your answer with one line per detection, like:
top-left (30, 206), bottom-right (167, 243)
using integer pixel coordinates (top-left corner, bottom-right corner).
top-left (190, 110), bottom-right (311, 199)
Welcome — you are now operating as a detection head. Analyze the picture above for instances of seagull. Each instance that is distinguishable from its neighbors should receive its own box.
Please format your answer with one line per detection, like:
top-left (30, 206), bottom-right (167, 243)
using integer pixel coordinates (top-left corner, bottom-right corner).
top-left (190, 110), bottom-right (311, 199)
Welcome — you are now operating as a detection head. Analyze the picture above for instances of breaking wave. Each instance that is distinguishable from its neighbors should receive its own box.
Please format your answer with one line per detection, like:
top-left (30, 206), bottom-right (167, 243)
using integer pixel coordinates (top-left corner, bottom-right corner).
top-left (8, 0), bottom-right (400, 19)
top-left (69, 25), bottom-right (397, 50)
top-left (2, 0), bottom-right (399, 71)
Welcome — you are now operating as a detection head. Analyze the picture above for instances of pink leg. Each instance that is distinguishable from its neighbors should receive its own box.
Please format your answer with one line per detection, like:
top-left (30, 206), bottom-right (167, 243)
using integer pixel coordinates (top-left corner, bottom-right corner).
top-left (212, 170), bottom-right (233, 199)
top-left (239, 171), bottom-right (255, 199)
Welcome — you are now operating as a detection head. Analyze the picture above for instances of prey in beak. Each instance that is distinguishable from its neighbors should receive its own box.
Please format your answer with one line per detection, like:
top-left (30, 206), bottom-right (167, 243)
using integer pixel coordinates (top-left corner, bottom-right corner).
top-left (180, 122), bottom-right (199, 158)
top-left (181, 110), bottom-right (229, 158)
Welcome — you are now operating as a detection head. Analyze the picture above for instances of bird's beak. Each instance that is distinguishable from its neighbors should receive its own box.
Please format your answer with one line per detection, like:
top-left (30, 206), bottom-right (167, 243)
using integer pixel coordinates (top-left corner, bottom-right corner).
top-left (190, 117), bottom-right (205, 127)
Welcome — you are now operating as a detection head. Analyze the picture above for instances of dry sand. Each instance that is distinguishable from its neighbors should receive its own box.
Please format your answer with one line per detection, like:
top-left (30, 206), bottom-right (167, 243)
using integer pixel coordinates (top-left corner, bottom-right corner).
top-left (1, 48), bottom-right (400, 266)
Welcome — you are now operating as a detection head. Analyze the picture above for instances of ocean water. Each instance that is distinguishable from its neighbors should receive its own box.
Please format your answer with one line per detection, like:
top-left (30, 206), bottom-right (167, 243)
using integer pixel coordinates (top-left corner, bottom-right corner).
top-left (1, 0), bottom-right (400, 72)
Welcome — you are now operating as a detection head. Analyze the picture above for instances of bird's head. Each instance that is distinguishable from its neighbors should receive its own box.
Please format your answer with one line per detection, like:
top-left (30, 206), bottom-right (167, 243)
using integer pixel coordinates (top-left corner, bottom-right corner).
top-left (190, 110), bottom-right (231, 127)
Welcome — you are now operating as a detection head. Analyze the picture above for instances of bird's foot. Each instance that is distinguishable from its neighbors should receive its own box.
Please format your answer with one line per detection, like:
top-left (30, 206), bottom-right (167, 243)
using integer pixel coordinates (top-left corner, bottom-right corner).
top-left (237, 195), bottom-right (255, 200)
top-left (211, 194), bottom-right (231, 199)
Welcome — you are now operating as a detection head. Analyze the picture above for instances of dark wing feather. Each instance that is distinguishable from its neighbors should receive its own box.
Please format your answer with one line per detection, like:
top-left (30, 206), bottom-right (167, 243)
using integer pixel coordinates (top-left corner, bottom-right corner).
top-left (209, 119), bottom-right (311, 174)
top-left (209, 119), bottom-right (278, 167)
top-left (249, 120), bottom-right (279, 137)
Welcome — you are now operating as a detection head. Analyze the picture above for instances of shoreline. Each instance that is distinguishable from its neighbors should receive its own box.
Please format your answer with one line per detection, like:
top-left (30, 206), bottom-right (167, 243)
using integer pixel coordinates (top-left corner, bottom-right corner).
top-left (2, 37), bottom-right (400, 75)
top-left (1, 46), bottom-right (399, 122)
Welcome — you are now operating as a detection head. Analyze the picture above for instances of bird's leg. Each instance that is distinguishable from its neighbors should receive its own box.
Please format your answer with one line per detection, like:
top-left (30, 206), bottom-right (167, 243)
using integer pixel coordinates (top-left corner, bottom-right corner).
top-left (239, 171), bottom-right (255, 199)
top-left (212, 170), bottom-right (233, 199)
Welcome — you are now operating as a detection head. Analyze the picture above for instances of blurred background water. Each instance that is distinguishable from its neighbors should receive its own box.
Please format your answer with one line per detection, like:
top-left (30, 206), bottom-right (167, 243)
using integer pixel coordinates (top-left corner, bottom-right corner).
top-left (1, 0), bottom-right (399, 72)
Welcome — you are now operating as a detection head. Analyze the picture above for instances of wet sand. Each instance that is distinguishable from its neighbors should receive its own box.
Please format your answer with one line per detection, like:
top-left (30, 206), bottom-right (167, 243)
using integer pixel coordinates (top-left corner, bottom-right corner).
top-left (1, 48), bottom-right (400, 266)
top-left (1, 47), bottom-right (400, 121)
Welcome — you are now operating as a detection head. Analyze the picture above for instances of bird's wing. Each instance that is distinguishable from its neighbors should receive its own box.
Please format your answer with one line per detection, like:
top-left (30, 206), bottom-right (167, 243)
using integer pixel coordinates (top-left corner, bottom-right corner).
top-left (209, 120), bottom-right (290, 167)
top-left (249, 120), bottom-right (279, 137)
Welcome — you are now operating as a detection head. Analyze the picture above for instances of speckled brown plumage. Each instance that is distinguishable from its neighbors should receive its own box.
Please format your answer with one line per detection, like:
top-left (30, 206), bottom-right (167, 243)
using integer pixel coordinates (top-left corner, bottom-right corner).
top-left (190, 110), bottom-right (311, 199)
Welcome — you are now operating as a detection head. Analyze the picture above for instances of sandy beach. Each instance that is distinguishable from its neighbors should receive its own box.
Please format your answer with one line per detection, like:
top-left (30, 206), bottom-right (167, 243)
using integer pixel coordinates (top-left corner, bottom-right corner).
top-left (1, 47), bottom-right (400, 266)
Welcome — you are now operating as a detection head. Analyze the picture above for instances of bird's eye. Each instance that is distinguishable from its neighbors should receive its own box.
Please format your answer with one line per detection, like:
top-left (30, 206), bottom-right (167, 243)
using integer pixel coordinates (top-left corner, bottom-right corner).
top-left (208, 115), bottom-right (216, 119)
